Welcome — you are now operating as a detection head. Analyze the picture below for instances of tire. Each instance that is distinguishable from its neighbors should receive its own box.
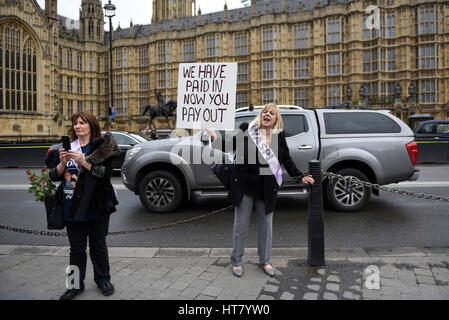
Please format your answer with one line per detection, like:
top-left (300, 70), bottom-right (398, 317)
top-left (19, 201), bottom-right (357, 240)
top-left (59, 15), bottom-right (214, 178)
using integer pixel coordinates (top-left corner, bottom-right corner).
top-left (138, 170), bottom-right (183, 213)
top-left (325, 168), bottom-right (371, 212)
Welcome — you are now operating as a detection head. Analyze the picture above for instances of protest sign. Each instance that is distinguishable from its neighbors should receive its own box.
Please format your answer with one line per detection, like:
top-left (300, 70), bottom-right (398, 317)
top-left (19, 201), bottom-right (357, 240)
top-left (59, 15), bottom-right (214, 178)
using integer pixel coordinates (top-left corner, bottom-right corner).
top-left (177, 62), bottom-right (237, 130)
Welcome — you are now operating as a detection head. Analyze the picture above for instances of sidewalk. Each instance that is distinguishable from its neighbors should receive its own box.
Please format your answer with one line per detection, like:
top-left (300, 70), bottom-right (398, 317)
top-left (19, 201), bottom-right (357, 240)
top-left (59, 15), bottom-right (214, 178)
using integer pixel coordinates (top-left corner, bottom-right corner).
top-left (0, 245), bottom-right (448, 300)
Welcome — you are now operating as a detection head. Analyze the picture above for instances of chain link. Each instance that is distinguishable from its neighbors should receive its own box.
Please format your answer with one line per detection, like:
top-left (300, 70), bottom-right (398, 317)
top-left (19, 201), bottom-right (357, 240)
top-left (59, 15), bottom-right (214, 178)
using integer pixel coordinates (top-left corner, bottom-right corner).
top-left (321, 171), bottom-right (449, 203)
top-left (2, 172), bottom-right (447, 237)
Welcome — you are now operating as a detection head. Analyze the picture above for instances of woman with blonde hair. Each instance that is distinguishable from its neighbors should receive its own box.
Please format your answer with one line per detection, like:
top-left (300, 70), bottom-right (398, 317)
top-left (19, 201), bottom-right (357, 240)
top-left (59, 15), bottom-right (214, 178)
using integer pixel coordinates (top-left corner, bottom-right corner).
top-left (206, 104), bottom-right (314, 277)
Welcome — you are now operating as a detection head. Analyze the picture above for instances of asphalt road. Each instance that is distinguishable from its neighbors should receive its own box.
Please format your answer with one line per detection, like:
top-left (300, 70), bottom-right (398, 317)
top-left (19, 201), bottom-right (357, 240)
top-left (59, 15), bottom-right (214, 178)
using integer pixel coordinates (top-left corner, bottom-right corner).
top-left (0, 166), bottom-right (448, 249)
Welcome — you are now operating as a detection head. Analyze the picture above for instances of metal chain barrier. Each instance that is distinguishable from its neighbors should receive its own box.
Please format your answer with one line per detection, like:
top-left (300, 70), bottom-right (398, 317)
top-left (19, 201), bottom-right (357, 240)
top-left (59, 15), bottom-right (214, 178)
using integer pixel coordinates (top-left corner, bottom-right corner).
top-left (1, 171), bottom-right (448, 237)
top-left (322, 171), bottom-right (449, 203)
top-left (106, 205), bottom-right (234, 236)
top-left (0, 205), bottom-right (234, 237)
top-left (0, 225), bottom-right (67, 237)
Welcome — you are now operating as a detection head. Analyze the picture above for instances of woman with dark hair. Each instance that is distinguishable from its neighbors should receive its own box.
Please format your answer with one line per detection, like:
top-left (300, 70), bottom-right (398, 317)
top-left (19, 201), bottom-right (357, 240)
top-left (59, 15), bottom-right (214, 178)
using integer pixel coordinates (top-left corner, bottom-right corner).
top-left (49, 111), bottom-right (120, 300)
top-left (207, 104), bottom-right (314, 278)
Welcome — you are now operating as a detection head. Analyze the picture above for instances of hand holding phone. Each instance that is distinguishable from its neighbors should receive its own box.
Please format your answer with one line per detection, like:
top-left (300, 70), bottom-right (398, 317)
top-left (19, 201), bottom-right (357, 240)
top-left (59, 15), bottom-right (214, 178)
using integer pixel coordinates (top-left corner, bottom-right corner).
top-left (61, 135), bottom-right (71, 151)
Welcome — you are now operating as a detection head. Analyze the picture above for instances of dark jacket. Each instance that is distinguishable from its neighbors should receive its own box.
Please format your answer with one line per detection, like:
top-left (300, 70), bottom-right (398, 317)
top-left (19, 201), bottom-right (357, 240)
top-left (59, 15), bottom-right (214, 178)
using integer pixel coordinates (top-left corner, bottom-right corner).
top-left (48, 132), bottom-right (120, 222)
top-left (218, 122), bottom-right (304, 214)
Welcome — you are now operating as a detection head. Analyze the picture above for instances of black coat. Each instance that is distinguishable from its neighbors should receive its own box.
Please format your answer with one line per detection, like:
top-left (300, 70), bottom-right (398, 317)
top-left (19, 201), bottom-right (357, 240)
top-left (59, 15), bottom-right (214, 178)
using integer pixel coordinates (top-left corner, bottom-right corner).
top-left (218, 122), bottom-right (304, 214)
top-left (48, 132), bottom-right (120, 222)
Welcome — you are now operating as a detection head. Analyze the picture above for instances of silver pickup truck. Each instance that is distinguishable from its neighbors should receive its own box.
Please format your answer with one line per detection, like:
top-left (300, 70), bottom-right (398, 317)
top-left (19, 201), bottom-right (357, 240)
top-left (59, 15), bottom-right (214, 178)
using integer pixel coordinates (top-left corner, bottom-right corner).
top-left (121, 106), bottom-right (420, 213)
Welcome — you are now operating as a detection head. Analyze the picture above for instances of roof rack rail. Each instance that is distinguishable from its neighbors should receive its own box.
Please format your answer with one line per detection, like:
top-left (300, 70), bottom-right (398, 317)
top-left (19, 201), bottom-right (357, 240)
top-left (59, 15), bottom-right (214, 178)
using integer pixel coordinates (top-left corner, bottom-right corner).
top-left (236, 105), bottom-right (304, 112)
top-left (321, 105), bottom-right (372, 110)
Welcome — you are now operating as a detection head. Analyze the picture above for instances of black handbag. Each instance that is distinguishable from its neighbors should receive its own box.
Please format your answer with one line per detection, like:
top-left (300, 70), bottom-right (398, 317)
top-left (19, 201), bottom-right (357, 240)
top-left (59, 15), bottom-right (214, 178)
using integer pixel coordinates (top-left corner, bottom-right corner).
top-left (44, 194), bottom-right (66, 230)
top-left (211, 163), bottom-right (232, 190)
top-left (211, 153), bottom-right (235, 190)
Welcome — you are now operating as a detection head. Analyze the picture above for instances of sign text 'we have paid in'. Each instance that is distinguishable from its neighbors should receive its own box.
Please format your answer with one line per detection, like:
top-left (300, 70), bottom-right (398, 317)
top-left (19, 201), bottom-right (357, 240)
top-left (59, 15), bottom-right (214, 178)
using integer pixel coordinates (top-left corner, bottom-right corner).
top-left (177, 62), bottom-right (237, 130)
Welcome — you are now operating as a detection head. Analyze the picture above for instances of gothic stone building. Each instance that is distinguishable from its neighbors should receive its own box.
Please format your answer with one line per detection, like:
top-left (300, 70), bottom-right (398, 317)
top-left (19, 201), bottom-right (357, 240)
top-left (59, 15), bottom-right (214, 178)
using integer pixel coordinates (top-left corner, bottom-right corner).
top-left (0, 0), bottom-right (448, 140)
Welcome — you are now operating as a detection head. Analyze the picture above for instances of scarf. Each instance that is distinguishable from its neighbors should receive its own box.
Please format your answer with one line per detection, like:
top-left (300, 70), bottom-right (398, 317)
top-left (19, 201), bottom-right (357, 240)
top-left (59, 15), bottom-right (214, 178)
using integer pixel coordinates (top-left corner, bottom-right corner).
top-left (247, 120), bottom-right (283, 186)
top-left (69, 136), bottom-right (118, 196)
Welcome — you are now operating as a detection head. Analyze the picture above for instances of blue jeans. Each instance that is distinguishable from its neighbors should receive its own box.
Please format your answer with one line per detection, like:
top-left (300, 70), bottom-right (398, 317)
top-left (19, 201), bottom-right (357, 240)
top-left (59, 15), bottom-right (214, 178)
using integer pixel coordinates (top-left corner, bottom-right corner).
top-left (231, 195), bottom-right (273, 267)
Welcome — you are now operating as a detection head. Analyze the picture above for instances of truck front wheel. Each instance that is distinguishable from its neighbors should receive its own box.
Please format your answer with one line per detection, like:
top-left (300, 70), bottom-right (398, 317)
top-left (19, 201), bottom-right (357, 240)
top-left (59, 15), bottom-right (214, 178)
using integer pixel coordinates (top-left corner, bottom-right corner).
top-left (325, 168), bottom-right (371, 212)
top-left (138, 170), bottom-right (183, 213)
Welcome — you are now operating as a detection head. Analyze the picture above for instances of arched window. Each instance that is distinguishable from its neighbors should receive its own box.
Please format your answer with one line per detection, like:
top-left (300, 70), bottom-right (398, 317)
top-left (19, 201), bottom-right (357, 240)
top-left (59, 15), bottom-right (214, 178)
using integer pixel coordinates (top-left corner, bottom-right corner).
top-left (0, 22), bottom-right (37, 112)
top-left (88, 20), bottom-right (94, 37)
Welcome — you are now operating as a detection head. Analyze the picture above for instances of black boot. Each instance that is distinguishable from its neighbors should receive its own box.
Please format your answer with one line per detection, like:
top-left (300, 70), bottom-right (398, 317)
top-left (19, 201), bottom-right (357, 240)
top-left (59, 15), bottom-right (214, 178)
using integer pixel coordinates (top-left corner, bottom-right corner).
top-left (59, 287), bottom-right (85, 300)
top-left (97, 281), bottom-right (115, 296)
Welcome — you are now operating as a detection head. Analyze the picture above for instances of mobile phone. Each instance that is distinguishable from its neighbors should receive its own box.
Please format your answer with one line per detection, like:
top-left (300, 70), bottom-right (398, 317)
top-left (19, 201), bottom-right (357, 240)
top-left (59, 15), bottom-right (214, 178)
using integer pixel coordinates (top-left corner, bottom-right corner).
top-left (61, 135), bottom-right (71, 151)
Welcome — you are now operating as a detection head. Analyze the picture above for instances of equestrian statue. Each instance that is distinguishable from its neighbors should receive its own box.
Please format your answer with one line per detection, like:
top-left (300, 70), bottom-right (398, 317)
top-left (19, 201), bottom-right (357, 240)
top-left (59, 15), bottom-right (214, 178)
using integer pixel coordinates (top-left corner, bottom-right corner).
top-left (142, 91), bottom-right (177, 129)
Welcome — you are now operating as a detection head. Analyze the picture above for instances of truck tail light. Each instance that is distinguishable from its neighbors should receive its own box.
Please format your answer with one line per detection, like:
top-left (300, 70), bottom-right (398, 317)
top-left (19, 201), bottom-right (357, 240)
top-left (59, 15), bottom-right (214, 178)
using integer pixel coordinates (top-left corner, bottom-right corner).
top-left (406, 141), bottom-right (418, 166)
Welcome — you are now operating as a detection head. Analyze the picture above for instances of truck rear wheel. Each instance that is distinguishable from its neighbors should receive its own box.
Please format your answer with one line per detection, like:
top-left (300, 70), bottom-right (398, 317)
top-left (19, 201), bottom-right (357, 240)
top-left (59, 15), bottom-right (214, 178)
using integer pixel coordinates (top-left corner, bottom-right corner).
top-left (325, 168), bottom-right (371, 212)
top-left (138, 170), bottom-right (183, 213)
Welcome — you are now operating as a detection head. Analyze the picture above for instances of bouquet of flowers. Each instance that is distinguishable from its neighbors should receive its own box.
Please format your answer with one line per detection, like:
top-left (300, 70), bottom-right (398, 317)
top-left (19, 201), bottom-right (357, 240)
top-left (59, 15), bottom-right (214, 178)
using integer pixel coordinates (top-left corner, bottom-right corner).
top-left (26, 169), bottom-right (56, 202)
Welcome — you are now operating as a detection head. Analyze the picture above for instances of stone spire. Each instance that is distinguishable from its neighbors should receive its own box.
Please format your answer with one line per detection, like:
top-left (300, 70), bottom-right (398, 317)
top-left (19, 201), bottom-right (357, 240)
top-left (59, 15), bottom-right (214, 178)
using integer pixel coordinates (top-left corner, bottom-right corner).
top-left (45, 0), bottom-right (57, 21)
top-left (152, 0), bottom-right (194, 22)
top-left (79, 0), bottom-right (104, 42)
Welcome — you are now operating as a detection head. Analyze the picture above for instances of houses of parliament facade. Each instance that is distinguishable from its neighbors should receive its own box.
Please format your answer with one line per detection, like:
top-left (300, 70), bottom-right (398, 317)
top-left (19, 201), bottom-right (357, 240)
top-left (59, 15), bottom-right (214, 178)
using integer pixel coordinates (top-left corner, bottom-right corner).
top-left (0, 0), bottom-right (448, 140)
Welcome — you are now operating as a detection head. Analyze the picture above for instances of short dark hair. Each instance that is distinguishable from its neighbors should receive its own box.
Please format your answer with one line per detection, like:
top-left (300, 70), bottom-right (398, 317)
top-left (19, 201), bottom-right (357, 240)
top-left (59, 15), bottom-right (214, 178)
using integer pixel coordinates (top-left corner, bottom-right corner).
top-left (69, 111), bottom-right (101, 142)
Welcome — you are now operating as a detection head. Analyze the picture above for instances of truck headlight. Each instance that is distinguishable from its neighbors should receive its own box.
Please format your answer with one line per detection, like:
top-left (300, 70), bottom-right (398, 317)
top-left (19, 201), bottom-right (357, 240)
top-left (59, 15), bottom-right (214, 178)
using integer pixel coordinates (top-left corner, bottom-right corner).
top-left (124, 147), bottom-right (142, 163)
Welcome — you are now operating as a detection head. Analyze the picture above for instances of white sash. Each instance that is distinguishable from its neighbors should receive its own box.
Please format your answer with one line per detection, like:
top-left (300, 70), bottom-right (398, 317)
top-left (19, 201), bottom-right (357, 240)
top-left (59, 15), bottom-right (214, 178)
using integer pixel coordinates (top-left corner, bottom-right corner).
top-left (68, 139), bottom-right (118, 196)
top-left (69, 139), bottom-right (82, 170)
top-left (247, 120), bottom-right (283, 186)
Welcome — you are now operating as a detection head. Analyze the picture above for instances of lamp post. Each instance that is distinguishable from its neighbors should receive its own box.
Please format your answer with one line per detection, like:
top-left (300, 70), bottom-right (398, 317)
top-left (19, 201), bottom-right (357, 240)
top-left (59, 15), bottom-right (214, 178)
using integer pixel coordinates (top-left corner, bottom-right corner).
top-left (408, 83), bottom-right (417, 115)
top-left (104, 0), bottom-right (116, 127)
top-left (359, 85), bottom-right (366, 107)
top-left (394, 83), bottom-right (402, 103)
top-left (346, 86), bottom-right (352, 107)
top-left (408, 83), bottom-right (416, 103)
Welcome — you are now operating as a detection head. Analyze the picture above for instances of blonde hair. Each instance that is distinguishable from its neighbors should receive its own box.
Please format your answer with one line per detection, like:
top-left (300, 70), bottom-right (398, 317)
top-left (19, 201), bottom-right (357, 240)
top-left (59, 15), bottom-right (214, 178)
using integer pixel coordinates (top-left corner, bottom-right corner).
top-left (255, 104), bottom-right (284, 133)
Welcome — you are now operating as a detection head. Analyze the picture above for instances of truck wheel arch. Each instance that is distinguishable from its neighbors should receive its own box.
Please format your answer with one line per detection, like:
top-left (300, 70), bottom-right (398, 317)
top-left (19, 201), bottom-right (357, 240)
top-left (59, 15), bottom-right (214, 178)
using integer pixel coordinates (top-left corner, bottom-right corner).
top-left (325, 160), bottom-right (379, 196)
top-left (326, 160), bottom-right (376, 183)
top-left (135, 162), bottom-right (190, 200)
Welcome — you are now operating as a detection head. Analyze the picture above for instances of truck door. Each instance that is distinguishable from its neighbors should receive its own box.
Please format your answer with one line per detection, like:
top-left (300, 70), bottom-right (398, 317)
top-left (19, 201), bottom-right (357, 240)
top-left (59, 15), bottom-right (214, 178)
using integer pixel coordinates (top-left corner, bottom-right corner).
top-left (282, 113), bottom-right (319, 181)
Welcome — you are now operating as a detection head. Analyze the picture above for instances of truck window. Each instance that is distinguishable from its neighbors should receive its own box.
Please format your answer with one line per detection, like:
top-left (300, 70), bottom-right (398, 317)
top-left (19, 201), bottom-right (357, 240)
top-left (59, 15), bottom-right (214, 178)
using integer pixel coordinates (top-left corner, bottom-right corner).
top-left (283, 114), bottom-right (308, 137)
top-left (235, 116), bottom-right (255, 130)
top-left (234, 114), bottom-right (308, 137)
top-left (324, 112), bottom-right (401, 134)
top-left (436, 123), bottom-right (449, 134)
top-left (113, 133), bottom-right (136, 145)
top-left (213, 115), bottom-right (254, 145)
top-left (417, 123), bottom-right (436, 134)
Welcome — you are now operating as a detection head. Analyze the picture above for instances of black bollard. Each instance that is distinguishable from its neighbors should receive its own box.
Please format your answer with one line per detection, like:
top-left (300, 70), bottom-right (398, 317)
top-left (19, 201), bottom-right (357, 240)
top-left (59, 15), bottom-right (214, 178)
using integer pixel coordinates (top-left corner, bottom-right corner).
top-left (307, 160), bottom-right (325, 266)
